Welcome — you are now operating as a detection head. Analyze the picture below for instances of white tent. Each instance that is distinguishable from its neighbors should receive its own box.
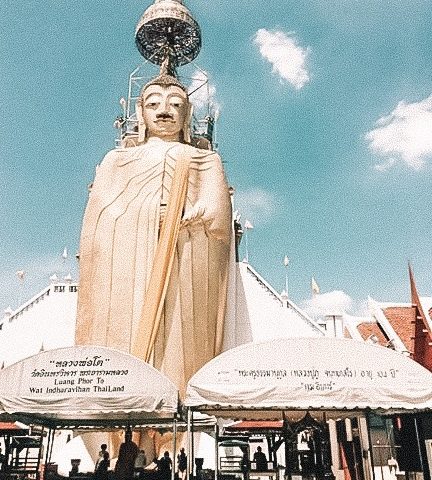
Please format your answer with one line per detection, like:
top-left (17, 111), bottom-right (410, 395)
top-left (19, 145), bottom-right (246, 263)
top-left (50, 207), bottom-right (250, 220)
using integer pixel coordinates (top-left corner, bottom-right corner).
top-left (0, 345), bottom-right (178, 428)
top-left (185, 337), bottom-right (432, 418)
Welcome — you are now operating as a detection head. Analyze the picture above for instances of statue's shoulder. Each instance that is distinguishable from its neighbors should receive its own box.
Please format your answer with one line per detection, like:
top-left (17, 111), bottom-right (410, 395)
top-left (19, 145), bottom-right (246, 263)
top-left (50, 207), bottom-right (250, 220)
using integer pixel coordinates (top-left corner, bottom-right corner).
top-left (100, 147), bottom-right (129, 163)
top-left (181, 144), bottom-right (221, 161)
top-left (98, 146), bottom-right (142, 170)
top-left (97, 148), bottom-right (120, 167)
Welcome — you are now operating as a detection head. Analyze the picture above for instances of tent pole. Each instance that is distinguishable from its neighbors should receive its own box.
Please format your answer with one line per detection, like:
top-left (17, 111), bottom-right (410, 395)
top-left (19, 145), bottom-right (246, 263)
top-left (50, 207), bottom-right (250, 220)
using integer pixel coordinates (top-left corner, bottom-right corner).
top-left (215, 424), bottom-right (219, 480)
top-left (358, 415), bottom-right (372, 480)
top-left (365, 411), bottom-right (376, 480)
top-left (187, 408), bottom-right (192, 480)
top-left (48, 427), bottom-right (56, 463)
top-left (191, 412), bottom-right (195, 479)
top-left (173, 418), bottom-right (178, 480)
top-left (282, 413), bottom-right (291, 480)
top-left (43, 426), bottom-right (51, 480)
top-left (413, 416), bottom-right (425, 474)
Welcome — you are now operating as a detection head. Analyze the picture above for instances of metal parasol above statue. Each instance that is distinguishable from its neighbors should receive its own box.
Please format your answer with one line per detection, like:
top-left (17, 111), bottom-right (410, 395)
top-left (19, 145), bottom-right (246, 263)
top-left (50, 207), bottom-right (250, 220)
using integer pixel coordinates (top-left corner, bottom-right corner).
top-left (135, 0), bottom-right (201, 69)
top-left (113, 0), bottom-right (214, 149)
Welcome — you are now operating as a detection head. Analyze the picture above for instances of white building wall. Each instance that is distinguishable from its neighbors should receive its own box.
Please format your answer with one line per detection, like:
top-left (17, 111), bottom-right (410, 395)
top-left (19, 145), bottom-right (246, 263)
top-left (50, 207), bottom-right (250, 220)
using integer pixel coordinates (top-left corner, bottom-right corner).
top-left (0, 282), bottom-right (77, 367)
top-left (0, 262), bottom-right (323, 368)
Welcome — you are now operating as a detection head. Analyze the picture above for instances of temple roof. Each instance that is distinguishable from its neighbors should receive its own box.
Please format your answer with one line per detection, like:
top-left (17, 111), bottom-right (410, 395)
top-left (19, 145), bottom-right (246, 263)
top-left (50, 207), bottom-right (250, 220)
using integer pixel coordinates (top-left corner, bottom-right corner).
top-left (381, 305), bottom-right (417, 352)
top-left (357, 321), bottom-right (388, 346)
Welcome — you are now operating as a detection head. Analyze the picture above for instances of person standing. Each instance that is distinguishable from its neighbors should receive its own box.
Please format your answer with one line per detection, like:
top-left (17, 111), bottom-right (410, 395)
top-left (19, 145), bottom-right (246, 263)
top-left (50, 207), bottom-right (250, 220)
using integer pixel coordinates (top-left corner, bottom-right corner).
top-left (157, 451), bottom-right (173, 480)
top-left (177, 448), bottom-right (187, 480)
top-left (114, 429), bottom-right (139, 480)
top-left (253, 447), bottom-right (268, 471)
top-left (95, 444), bottom-right (110, 472)
top-left (95, 451), bottom-right (110, 480)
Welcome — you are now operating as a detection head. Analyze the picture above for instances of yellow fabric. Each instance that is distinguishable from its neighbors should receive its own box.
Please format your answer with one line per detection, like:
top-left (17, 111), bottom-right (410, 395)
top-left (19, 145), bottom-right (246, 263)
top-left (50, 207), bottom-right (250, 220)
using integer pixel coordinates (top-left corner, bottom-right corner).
top-left (132, 148), bottom-right (190, 362)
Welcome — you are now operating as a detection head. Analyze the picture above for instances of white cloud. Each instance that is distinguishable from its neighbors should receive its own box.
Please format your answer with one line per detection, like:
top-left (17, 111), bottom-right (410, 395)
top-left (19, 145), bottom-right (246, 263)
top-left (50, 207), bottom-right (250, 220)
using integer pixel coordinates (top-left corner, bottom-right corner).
top-left (302, 290), bottom-right (353, 318)
top-left (234, 188), bottom-right (277, 225)
top-left (188, 69), bottom-right (221, 119)
top-left (253, 28), bottom-right (310, 90)
top-left (373, 157), bottom-right (396, 172)
top-left (366, 94), bottom-right (432, 170)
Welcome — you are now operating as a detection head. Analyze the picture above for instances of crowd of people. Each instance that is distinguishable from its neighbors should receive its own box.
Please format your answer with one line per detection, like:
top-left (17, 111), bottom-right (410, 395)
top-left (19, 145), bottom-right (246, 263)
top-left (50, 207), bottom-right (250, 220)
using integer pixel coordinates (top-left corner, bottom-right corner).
top-left (94, 430), bottom-right (187, 480)
top-left (92, 430), bottom-right (271, 480)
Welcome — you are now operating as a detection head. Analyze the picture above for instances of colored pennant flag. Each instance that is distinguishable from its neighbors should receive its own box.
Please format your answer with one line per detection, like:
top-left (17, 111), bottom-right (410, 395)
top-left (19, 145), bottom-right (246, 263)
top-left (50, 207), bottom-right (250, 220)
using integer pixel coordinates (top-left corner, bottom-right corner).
top-left (16, 270), bottom-right (25, 281)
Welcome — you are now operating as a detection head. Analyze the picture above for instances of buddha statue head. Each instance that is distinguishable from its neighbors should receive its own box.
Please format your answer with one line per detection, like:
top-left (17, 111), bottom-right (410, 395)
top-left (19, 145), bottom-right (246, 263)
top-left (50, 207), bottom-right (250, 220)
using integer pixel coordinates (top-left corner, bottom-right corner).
top-left (136, 72), bottom-right (192, 144)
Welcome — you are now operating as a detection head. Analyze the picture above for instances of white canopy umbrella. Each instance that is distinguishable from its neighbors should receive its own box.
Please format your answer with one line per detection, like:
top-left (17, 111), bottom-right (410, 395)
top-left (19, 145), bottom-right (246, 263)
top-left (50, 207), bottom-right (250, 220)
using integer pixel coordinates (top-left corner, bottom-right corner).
top-left (185, 337), bottom-right (432, 419)
top-left (0, 345), bottom-right (179, 428)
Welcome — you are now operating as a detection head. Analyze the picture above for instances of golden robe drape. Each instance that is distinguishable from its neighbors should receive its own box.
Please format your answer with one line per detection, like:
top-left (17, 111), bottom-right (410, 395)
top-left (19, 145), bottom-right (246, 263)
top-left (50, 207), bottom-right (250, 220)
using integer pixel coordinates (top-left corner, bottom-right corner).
top-left (75, 139), bottom-right (232, 394)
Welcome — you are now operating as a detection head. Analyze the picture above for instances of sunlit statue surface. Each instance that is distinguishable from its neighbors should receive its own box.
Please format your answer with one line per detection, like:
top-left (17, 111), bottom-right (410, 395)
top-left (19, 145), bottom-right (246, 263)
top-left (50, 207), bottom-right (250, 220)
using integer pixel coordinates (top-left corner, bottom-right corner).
top-left (75, 72), bottom-right (232, 393)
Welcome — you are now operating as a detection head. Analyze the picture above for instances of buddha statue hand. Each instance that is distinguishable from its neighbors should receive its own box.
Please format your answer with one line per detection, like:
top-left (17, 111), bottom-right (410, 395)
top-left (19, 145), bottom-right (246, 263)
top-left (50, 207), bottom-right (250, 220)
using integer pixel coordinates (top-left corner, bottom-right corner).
top-left (181, 201), bottom-right (206, 226)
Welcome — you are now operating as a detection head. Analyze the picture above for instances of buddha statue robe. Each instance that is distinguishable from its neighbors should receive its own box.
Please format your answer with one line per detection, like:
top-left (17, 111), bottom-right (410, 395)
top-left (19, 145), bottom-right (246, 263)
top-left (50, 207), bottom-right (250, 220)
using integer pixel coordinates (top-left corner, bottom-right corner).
top-left (75, 137), bottom-right (232, 393)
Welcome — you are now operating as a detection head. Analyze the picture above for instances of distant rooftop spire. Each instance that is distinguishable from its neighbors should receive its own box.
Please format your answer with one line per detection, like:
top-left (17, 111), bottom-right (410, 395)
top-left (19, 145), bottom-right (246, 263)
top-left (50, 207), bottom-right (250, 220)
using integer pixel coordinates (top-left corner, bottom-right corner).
top-left (49, 273), bottom-right (59, 283)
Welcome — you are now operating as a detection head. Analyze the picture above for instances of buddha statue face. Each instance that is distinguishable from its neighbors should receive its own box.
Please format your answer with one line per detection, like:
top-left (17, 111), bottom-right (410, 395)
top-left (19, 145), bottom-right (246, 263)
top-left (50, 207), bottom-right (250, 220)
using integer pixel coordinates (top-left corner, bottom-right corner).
top-left (139, 84), bottom-right (189, 142)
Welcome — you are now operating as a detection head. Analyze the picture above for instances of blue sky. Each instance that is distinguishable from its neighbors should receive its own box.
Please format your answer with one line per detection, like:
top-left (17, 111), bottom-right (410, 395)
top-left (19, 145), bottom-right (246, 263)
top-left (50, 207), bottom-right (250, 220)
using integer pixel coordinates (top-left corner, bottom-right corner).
top-left (1, 0), bottom-right (432, 313)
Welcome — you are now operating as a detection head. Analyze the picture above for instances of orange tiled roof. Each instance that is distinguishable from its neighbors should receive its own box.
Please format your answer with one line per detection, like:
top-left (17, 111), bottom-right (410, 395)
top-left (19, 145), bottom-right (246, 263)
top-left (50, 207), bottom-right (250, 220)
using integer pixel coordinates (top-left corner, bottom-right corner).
top-left (0, 422), bottom-right (28, 433)
top-left (382, 306), bottom-right (417, 352)
top-left (226, 421), bottom-right (283, 431)
top-left (357, 322), bottom-right (388, 346)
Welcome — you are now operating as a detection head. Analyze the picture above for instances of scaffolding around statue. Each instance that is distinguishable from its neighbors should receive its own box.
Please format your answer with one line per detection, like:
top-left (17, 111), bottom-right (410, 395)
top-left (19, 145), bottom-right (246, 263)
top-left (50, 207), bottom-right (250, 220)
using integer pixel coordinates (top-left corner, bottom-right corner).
top-left (114, 62), bottom-right (218, 151)
top-left (113, 0), bottom-right (217, 150)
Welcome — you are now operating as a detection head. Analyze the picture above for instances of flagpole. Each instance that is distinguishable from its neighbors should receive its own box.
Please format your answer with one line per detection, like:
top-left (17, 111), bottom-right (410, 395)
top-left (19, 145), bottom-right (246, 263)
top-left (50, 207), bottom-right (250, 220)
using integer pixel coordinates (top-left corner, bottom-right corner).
top-left (16, 270), bottom-right (25, 307)
top-left (283, 256), bottom-right (289, 298)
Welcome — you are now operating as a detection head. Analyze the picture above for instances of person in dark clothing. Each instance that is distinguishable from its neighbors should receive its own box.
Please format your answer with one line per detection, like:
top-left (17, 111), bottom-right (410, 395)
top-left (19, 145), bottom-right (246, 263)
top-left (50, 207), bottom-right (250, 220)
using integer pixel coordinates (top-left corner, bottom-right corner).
top-left (115, 429), bottom-right (139, 480)
top-left (177, 448), bottom-right (187, 480)
top-left (157, 451), bottom-right (173, 480)
top-left (253, 447), bottom-right (268, 471)
top-left (95, 451), bottom-right (110, 480)
top-left (95, 444), bottom-right (110, 472)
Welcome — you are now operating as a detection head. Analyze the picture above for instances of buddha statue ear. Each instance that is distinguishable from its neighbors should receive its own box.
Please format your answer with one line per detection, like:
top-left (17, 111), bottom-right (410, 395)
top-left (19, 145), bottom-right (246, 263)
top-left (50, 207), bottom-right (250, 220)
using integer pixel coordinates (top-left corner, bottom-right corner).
top-left (182, 101), bottom-right (193, 144)
top-left (136, 97), bottom-right (146, 143)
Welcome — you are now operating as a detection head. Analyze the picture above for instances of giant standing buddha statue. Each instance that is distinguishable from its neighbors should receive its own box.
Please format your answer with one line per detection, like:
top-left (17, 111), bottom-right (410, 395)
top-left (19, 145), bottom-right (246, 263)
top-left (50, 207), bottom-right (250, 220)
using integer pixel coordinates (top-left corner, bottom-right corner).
top-left (75, 0), bottom-right (233, 395)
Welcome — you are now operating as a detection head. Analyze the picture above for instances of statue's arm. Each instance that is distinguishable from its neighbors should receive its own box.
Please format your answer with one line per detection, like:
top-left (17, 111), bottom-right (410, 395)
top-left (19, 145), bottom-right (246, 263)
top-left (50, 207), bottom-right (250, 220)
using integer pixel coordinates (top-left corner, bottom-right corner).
top-left (196, 152), bottom-right (232, 243)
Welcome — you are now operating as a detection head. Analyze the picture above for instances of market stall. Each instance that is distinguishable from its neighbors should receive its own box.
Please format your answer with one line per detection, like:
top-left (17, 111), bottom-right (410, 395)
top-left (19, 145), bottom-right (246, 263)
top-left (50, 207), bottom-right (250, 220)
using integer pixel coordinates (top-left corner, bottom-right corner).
top-left (0, 345), bottom-right (180, 479)
top-left (186, 337), bottom-right (432, 416)
top-left (0, 345), bottom-right (179, 428)
top-left (185, 337), bottom-right (432, 480)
